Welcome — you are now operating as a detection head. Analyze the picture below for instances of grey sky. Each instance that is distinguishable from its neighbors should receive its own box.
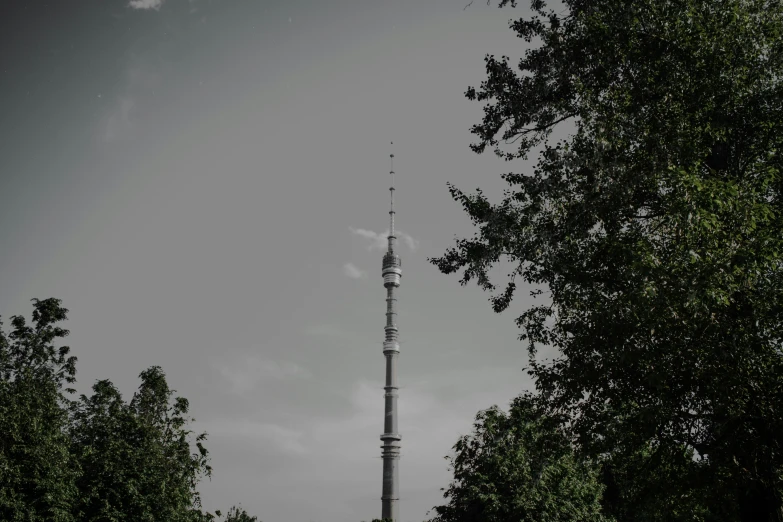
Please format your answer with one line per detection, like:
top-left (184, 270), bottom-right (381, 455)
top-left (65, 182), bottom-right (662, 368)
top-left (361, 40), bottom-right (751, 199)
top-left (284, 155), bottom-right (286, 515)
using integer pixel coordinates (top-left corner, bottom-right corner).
top-left (0, 1), bottom-right (562, 521)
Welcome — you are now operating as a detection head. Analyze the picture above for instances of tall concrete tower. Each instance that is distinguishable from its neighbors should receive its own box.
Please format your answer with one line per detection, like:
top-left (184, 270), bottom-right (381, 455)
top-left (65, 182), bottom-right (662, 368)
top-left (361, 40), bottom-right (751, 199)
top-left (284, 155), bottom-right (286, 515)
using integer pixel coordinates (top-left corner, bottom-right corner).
top-left (380, 146), bottom-right (402, 521)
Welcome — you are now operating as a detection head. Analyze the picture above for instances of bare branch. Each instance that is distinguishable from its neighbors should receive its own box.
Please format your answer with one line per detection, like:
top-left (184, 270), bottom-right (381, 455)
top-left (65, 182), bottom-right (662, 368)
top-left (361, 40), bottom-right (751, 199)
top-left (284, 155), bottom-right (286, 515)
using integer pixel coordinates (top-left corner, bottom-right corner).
top-left (503, 112), bottom-right (580, 144)
top-left (464, 0), bottom-right (494, 10)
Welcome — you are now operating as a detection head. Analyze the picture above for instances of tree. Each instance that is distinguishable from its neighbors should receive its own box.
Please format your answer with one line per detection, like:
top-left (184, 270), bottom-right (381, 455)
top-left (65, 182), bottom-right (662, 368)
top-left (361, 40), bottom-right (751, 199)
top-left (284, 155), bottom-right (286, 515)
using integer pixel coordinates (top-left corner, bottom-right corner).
top-left (427, 393), bottom-right (608, 522)
top-left (68, 366), bottom-right (217, 522)
top-left (596, 436), bottom-right (720, 522)
top-left (0, 298), bottom-right (80, 522)
top-left (221, 504), bottom-right (259, 522)
top-left (431, 0), bottom-right (783, 520)
top-left (0, 298), bottom-right (261, 521)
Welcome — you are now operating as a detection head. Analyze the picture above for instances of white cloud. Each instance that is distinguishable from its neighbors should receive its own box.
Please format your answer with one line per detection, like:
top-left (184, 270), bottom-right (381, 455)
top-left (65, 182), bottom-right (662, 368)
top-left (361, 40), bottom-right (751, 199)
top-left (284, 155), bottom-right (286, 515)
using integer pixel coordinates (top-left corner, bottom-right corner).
top-left (343, 262), bottom-right (367, 279)
top-left (102, 62), bottom-right (161, 143)
top-left (128, 0), bottom-right (164, 9)
top-left (193, 365), bottom-right (530, 520)
top-left (215, 356), bottom-right (311, 395)
top-left (273, 366), bottom-right (526, 479)
top-left (349, 227), bottom-right (385, 249)
top-left (103, 97), bottom-right (135, 142)
top-left (349, 227), bottom-right (419, 252)
top-left (398, 230), bottom-right (420, 251)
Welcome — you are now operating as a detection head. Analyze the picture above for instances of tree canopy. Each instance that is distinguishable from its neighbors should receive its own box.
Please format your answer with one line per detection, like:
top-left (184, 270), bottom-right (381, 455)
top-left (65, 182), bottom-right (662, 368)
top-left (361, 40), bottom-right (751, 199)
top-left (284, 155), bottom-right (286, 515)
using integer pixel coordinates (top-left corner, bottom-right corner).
top-left (0, 298), bottom-right (80, 522)
top-left (0, 298), bottom-right (261, 522)
top-left (68, 366), bottom-right (214, 522)
top-left (431, 0), bottom-right (783, 520)
top-left (427, 393), bottom-right (608, 522)
top-left (222, 505), bottom-right (259, 522)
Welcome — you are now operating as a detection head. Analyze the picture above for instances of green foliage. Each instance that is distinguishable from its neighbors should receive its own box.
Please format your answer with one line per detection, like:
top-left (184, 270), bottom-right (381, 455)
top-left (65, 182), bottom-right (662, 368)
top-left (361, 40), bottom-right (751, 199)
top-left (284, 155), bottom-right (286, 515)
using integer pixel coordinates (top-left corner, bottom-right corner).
top-left (427, 393), bottom-right (608, 522)
top-left (0, 298), bottom-right (80, 522)
top-left (0, 298), bottom-right (245, 522)
top-left (431, 0), bottom-right (783, 520)
top-left (596, 432), bottom-right (730, 522)
top-left (68, 366), bottom-right (215, 522)
top-left (222, 504), bottom-right (259, 522)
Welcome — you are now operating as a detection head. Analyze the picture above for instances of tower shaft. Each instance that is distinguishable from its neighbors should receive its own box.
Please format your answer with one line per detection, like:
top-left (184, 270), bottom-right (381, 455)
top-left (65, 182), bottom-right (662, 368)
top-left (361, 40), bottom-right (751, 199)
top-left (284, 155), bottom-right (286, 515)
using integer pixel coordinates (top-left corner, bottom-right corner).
top-left (380, 150), bottom-right (401, 521)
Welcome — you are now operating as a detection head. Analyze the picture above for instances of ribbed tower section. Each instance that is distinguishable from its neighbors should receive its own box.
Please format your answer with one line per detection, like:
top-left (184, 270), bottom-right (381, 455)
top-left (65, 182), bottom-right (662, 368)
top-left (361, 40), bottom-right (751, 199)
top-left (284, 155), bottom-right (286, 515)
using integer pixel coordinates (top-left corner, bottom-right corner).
top-left (380, 150), bottom-right (401, 522)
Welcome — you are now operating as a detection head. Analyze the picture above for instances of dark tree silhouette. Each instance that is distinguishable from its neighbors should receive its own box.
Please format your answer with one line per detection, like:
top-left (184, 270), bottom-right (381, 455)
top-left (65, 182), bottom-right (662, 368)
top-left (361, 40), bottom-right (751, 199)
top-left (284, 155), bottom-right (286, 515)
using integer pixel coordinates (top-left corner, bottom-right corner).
top-left (432, 0), bottom-right (783, 520)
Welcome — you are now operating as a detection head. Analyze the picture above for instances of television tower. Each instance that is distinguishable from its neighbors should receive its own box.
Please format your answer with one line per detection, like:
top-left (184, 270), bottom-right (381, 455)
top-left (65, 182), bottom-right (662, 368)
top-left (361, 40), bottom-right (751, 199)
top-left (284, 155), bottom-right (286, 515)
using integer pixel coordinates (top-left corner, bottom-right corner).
top-left (380, 144), bottom-right (401, 521)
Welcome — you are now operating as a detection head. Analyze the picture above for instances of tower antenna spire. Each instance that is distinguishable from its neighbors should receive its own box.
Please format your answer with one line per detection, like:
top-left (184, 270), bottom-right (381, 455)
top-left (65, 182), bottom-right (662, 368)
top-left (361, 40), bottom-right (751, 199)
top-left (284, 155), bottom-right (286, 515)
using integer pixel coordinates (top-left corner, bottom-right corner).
top-left (389, 142), bottom-right (396, 250)
top-left (380, 141), bottom-right (402, 521)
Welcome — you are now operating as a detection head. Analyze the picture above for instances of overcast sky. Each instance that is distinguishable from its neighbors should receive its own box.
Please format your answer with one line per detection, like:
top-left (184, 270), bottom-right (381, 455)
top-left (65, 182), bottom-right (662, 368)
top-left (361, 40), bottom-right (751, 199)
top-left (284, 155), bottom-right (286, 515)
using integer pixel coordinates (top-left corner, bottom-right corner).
top-left (0, 1), bottom-right (564, 521)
